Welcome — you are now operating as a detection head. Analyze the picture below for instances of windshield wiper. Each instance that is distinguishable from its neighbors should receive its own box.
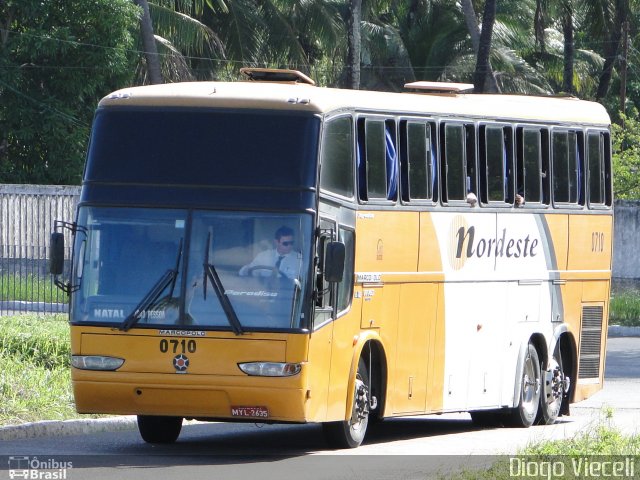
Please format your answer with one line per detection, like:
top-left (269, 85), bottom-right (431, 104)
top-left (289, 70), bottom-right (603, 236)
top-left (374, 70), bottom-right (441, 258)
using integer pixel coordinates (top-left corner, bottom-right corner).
top-left (203, 233), bottom-right (244, 335)
top-left (119, 239), bottom-right (183, 332)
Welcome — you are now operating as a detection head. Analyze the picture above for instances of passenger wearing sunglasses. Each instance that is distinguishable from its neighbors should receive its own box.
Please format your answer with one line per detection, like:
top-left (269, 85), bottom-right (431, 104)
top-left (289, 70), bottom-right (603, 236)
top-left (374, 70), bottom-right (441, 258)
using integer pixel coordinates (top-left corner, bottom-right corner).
top-left (239, 225), bottom-right (302, 280)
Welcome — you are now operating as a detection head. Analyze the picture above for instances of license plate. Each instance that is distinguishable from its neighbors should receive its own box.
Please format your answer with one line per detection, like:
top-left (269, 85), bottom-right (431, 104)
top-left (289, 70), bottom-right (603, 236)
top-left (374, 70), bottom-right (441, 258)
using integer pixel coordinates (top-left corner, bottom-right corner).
top-left (231, 406), bottom-right (269, 418)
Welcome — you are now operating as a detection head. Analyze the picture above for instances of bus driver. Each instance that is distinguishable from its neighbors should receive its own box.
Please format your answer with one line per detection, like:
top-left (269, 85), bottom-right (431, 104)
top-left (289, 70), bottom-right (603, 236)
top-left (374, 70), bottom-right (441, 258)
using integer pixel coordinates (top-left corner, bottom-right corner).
top-left (239, 226), bottom-right (302, 280)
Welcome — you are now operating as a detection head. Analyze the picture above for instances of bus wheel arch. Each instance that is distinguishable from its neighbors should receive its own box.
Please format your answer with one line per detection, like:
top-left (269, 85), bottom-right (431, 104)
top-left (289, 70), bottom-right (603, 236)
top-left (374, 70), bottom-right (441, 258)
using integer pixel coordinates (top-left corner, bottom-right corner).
top-left (536, 330), bottom-right (575, 424)
top-left (361, 340), bottom-right (387, 422)
top-left (322, 338), bottom-right (387, 448)
top-left (506, 340), bottom-right (542, 427)
top-left (560, 332), bottom-right (578, 415)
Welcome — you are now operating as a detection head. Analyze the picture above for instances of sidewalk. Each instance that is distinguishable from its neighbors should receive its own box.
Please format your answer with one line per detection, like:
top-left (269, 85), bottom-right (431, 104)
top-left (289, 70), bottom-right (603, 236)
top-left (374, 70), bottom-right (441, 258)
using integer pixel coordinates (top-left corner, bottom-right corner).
top-left (0, 325), bottom-right (637, 441)
top-left (0, 416), bottom-right (136, 441)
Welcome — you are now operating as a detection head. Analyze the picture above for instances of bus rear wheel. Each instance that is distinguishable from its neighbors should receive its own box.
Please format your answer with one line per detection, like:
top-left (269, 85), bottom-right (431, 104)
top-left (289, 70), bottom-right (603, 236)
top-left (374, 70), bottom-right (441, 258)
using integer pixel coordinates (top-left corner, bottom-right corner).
top-left (537, 346), bottom-right (567, 425)
top-left (137, 415), bottom-right (183, 443)
top-left (322, 358), bottom-right (370, 448)
top-left (506, 343), bottom-right (541, 428)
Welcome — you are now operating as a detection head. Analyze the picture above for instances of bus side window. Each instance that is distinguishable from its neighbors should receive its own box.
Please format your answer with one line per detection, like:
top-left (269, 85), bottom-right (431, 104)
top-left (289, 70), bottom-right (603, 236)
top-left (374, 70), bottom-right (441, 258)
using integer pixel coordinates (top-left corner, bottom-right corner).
top-left (320, 117), bottom-right (354, 198)
top-left (552, 130), bottom-right (584, 205)
top-left (401, 120), bottom-right (436, 202)
top-left (336, 228), bottom-right (355, 313)
top-left (442, 123), bottom-right (475, 202)
top-left (480, 125), bottom-right (513, 205)
top-left (516, 127), bottom-right (548, 205)
top-left (357, 118), bottom-right (398, 201)
top-left (315, 236), bottom-right (328, 308)
top-left (587, 130), bottom-right (611, 207)
top-left (442, 123), bottom-right (466, 201)
top-left (315, 219), bottom-right (335, 310)
top-left (313, 224), bottom-right (353, 328)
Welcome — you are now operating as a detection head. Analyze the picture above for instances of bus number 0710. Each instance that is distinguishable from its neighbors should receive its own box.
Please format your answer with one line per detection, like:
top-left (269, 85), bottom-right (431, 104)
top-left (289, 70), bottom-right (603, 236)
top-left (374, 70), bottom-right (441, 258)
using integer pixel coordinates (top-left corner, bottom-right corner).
top-left (159, 338), bottom-right (197, 354)
top-left (591, 232), bottom-right (605, 253)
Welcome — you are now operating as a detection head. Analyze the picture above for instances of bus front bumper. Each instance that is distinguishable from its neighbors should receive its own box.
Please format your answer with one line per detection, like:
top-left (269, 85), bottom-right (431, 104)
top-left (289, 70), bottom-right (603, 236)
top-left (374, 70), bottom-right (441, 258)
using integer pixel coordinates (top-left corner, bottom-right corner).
top-left (72, 371), bottom-right (308, 422)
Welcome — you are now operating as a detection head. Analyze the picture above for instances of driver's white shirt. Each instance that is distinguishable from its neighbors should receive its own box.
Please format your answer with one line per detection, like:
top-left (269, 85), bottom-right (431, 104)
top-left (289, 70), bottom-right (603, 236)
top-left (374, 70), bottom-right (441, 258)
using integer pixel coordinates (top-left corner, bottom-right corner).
top-left (239, 249), bottom-right (302, 280)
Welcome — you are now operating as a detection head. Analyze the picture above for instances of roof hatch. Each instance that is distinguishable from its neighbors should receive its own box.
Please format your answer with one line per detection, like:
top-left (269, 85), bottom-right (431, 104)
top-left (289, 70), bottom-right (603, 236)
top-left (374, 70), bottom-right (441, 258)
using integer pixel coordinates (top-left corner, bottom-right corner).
top-left (240, 67), bottom-right (316, 86)
top-left (404, 81), bottom-right (474, 93)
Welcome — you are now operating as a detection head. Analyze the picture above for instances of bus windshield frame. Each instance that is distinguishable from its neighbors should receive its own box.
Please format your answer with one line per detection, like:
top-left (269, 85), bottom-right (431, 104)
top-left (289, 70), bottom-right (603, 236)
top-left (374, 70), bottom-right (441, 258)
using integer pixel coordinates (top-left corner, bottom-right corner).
top-left (70, 206), bottom-right (314, 332)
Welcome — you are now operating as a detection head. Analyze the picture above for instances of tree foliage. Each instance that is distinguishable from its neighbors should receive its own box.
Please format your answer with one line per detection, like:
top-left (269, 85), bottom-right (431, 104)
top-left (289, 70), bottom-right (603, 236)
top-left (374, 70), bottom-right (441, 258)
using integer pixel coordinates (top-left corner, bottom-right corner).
top-left (0, 0), bottom-right (139, 184)
top-left (612, 113), bottom-right (640, 199)
top-left (3, 0), bottom-right (640, 192)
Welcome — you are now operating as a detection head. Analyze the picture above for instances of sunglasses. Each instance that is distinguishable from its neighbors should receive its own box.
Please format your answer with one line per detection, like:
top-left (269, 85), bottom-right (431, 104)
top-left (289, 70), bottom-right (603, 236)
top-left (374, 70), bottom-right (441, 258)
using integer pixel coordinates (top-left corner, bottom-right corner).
top-left (280, 241), bottom-right (294, 246)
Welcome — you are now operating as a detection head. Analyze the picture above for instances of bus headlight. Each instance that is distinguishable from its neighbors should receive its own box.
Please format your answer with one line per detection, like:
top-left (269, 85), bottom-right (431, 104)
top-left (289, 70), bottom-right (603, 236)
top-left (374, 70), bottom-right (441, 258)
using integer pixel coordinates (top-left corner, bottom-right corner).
top-left (71, 355), bottom-right (125, 371)
top-left (238, 362), bottom-right (301, 377)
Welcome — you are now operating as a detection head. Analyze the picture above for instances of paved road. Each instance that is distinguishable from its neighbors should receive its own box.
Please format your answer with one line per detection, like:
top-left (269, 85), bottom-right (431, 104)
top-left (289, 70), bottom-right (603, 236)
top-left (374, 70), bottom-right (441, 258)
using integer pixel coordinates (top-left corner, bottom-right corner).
top-left (0, 337), bottom-right (638, 479)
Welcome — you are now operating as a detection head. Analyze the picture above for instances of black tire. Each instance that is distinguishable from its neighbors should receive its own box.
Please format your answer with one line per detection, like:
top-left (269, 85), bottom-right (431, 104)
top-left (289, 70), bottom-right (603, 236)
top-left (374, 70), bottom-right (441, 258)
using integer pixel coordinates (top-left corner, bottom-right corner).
top-left (137, 415), bottom-right (183, 443)
top-left (505, 343), bottom-right (541, 428)
top-left (322, 358), bottom-right (370, 448)
top-left (537, 344), bottom-right (566, 425)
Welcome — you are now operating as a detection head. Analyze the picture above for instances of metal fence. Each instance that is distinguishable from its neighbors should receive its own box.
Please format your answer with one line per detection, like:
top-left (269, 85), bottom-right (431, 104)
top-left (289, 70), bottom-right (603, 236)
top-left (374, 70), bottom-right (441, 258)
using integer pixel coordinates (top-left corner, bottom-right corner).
top-left (0, 184), bottom-right (80, 315)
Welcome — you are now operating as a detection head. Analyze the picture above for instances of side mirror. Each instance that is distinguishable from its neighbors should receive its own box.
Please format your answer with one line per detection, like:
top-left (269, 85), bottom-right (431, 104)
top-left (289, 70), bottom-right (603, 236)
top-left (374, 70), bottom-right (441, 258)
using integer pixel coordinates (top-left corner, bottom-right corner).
top-left (49, 232), bottom-right (65, 275)
top-left (324, 241), bottom-right (345, 283)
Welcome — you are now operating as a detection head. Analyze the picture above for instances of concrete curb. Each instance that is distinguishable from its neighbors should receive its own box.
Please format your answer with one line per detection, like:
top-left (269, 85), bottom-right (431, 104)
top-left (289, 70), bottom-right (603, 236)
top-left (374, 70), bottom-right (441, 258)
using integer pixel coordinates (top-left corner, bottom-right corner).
top-left (608, 325), bottom-right (640, 337)
top-left (0, 416), bottom-right (136, 441)
top-left (0, 301), bottom-right (68, 314)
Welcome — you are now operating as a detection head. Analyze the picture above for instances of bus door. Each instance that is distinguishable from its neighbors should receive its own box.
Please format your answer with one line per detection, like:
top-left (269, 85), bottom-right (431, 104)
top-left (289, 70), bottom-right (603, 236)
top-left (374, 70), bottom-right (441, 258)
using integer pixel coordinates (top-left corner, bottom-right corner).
top-left (306, 218), bottom-right (337, 421)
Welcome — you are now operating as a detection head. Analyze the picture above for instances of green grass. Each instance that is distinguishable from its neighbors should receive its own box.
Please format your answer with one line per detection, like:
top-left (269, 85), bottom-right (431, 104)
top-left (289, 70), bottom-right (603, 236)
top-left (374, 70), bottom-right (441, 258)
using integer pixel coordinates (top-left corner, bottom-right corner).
top-left (448, 411), bottom-right (640, 479)
top-left (0, 274), bottom-right (62, 303)
top-left (609, 291), bottom-right (640, 327)
top-left (0, 314), bottom-right (77, 425)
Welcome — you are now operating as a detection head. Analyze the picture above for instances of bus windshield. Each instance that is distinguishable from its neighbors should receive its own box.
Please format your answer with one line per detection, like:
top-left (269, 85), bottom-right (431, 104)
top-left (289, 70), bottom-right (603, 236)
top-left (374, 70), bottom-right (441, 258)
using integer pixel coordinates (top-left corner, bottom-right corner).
top-left (71, 207), bottom-right (312, 331)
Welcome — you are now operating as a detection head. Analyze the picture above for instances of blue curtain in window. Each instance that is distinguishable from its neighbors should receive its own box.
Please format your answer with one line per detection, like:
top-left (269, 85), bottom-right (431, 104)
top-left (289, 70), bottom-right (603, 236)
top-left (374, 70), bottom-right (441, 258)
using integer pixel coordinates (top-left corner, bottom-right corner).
top-left (385, 128), bottom-right (398, 200)
top-left (430, 140), bottom-right (436, 197)
top-left (503, 139), bottom-right (508, 198)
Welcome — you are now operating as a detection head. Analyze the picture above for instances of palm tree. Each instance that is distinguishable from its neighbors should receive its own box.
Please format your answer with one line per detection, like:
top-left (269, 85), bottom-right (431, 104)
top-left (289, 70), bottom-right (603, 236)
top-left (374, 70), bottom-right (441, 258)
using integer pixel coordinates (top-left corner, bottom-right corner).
top-left (147, 0), bottom-right (225, 82)
top-left (561, 0), bottom-right (574, 94)
top-left (360, 0), bottom-right (468, 90)
top-left (346, 0), bottom-right (362, 89)
top-left (496, 0), bottom-right (605, 97)
top-left (135, 0), bottom-right (163, 84)
top-left (471, 0), bottom-right (500, 93)
top-left (129, 0), bottom-right (226, 83)
top-left (595, 0), bottom-right (629, 100)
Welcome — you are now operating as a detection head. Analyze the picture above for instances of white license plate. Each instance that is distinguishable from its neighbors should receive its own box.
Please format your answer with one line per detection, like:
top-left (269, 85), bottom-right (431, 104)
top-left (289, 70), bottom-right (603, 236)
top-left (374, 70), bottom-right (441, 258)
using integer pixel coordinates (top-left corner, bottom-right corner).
top-left (231, 406), bottom-right (269, 418)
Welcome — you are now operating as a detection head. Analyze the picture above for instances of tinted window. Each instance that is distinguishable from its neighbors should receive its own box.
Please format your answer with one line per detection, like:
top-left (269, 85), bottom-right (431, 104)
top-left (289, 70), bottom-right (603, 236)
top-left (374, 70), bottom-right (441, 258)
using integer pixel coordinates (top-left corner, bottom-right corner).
top-left (405, 122), bottom-right (434, 200)
top-left (320, 117), bottom-right (354, 197)
top-left (444, 124), bottom-right (466, 201)
top-left (365, 120), bottom-right (387, 199)
top-left (86, 108), bottom-right (320, 188)
top-left (553, 130), bottom-right (581, 204)
top-left (485, 126), bottom-right (505, 202)
top-left (337, 228), bottom-right (355, 312)
top-left (522, 129), bottom-right (542, 203)
top-left (588, 132), bottom-right (604, 205)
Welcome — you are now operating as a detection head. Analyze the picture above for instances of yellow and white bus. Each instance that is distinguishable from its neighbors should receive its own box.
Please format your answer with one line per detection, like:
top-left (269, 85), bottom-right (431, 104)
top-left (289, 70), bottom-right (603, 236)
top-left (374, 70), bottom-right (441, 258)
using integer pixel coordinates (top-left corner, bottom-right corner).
top-left (50, 68), bottom-right (612, 448)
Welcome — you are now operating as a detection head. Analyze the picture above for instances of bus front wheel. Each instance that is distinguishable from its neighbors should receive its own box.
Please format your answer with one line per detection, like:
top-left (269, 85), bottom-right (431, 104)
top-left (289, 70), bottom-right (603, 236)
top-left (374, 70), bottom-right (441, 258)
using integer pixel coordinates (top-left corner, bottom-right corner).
top-left (137, 415), bottom-right (183, 443)
top-left (322, 358), bottom-right (370, 448)
top-left (506, 343), bottom-right (541, 428)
